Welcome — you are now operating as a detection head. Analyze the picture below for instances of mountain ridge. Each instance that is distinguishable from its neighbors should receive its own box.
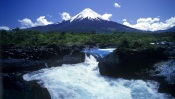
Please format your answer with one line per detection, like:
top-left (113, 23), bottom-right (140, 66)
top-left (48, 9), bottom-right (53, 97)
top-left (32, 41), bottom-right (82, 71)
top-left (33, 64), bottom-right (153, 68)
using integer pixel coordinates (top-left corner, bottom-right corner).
top-left (155, 26), bottom-right (175, 33)
top-left (26, 8), bottom-right (145, 33)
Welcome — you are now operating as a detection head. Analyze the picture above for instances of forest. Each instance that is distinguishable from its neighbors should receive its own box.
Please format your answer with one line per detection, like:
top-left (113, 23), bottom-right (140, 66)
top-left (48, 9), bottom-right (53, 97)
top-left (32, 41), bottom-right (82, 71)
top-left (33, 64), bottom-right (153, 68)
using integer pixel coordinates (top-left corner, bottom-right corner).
top-left (0, 28), bottom-right (175, 49)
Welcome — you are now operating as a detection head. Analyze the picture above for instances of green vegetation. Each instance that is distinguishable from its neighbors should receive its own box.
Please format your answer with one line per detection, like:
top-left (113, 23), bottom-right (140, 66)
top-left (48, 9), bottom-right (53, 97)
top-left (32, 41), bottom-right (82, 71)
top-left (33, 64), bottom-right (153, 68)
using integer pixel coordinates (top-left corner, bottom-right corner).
top-left (0, 28), bottom-right (175, 47)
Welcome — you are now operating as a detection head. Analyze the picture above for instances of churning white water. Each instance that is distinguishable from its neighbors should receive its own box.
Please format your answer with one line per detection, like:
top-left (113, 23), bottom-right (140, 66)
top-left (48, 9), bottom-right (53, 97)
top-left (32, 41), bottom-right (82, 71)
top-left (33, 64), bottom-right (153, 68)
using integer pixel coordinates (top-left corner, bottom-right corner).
top-left (23, 49), bottom-right (172, 99)
top-left (154, 60), bottom-right (175, 84)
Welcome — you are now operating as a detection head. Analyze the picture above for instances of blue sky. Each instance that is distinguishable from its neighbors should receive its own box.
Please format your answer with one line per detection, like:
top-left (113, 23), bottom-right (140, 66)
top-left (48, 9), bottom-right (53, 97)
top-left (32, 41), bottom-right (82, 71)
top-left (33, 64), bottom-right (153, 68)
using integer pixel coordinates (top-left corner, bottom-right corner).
top-left (0, 0), bottom-right (175, 31)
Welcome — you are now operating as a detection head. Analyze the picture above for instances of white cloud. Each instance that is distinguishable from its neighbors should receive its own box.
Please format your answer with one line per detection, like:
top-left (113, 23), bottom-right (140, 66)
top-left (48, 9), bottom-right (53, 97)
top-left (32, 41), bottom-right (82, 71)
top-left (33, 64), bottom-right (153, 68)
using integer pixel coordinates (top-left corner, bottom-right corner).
top-left (102, 13), bottom-right (112, 20)
top-left (60, 11), bottom-right (112, 21)
top-left (18, 18), bottom-right (35, 28)
top-left (0, 26), bottom-right (10, 30)
top-left (60, 12), bottom-right (71, 21)
top-left (137, 17), bottom-right (159, 24)
top-left (123, 17), bottom-right (175, 31)
top-left (166, 17), bottom-right (175, 26)
top-left (36, 16), bottom-right (53, 26)
top-left (122, 19), bottom-right (127, 22)
top-left (18, 16), bottom-right (53, 29)
top-left (114, 3), bottom-right (121, 8)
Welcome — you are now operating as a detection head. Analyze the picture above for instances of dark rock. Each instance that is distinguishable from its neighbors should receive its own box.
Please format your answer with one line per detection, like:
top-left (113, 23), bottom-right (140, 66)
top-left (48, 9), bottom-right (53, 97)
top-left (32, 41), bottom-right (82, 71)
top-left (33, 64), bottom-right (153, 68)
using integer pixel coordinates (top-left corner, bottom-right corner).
top-left (1, 44), bottom-right (86, 67)
top-left (46, 50), bottom-right (85, 66)
top-left (98, 47), bottom-right (167, 78)
top-left (46, 43), bottom-right (58, 48)
top-left (84, 42), bottom-right (97, 48)
top-left (165, 46), bottom-right (175, 59)
top-left (158, 78), bottom-right (175, 97)
top-left (1, 73), bottom-right (51, 99)
top-left (98, 50), bottom-right (119, 76)
top-left (0, 59), bottom-right (46, 73)
top-left (98, 46), bottom-right (175, 97)
top-left (0, 44), bottom-right (87, 99)
top-left (96, 43), bottom-right (116, 48)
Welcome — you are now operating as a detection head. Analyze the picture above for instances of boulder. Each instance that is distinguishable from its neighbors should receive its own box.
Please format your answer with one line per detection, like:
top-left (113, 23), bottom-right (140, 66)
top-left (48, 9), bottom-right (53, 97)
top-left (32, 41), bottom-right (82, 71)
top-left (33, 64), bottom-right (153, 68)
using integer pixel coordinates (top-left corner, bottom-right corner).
top-left (98, 47), bottom-right (167, 78)
top-left (0, 59), bottom-right (46, 73)
top-left (98, 46), bottom-right (175, 97)
top-left (1, 73), bottom-right (51, 99)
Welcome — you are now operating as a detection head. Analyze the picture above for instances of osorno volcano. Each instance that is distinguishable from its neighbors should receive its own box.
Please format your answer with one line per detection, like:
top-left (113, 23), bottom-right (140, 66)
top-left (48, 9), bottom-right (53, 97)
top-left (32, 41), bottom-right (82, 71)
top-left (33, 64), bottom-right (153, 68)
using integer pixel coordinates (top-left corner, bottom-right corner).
top-left (27, 8), bottom-right (141, 33)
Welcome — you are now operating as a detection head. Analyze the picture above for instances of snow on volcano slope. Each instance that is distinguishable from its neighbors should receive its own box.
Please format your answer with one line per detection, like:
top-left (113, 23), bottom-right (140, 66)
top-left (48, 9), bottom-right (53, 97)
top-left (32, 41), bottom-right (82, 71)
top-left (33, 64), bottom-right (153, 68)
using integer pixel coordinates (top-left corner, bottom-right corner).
top-left (70, 8), bottom-right (107, 22)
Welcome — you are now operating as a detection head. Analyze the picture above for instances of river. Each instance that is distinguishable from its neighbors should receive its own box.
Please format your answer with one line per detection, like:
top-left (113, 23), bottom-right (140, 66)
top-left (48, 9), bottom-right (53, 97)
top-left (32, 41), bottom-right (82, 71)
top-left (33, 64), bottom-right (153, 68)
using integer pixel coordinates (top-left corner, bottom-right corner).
top-left (23, 48), bottom-right (172, 99)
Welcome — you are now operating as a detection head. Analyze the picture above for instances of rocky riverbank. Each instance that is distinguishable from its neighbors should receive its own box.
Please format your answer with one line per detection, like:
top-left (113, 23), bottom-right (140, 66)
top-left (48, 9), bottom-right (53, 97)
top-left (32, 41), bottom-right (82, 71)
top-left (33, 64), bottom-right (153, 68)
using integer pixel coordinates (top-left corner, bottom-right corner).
top-left (0, 44), bottom-right (84, 99)
top-left (0, 43), bottom-right (116, 99)
top-left (1, 44), bottom-right (85, 68)
top-left (98, 43), bottom-right (175, 97)
top-left (1, 73), bottom-right (51, 99)
top-left (1, 42), bottom-right (175, 98)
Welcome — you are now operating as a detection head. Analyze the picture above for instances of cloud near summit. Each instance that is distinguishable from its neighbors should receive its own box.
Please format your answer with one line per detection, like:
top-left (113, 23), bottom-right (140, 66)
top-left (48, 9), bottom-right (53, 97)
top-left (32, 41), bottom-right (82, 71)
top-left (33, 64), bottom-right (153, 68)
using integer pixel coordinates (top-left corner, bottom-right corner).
top-left (60, 11), bottom-right (112, 21)
top-left (60, 12), bottom-right (71, 21)
top-left (101, 13), bottom-right (112, 21)
top-left (18, 16), bottom-right (53, 29)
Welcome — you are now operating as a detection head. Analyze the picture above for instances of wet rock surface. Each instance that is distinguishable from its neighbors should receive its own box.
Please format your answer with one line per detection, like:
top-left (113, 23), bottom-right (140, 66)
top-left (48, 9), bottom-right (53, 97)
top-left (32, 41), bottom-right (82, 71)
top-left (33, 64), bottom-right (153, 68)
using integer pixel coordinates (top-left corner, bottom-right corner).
top-left (0, 43), bottom-right (116, 99)
top-left (99, 47), bottom-right (167, 77)
top-left (1, 73), bottom-right (51, 99)
top-left (0, 59), bottom-right (46, 73)
top-left (0, 44), bottom-right (87, 99)
top-left (98, 45), bottom-right (175, 97)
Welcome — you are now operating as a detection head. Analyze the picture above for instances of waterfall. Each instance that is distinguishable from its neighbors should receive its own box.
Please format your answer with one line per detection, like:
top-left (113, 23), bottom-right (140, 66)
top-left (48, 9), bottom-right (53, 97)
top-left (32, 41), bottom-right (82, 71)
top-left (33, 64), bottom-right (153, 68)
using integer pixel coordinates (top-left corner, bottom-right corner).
top-left (23, 49), bottom-right (172, 99)
top-left (82, 48), bottom-right (116, 59)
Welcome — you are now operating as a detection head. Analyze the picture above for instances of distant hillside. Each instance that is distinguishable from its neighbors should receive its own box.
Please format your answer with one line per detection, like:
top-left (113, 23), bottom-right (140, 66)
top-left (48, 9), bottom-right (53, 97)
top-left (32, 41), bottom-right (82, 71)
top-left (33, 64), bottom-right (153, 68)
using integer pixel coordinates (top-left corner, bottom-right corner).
top-left (27, 8), bottom-right (141, 33)
top-left (156, 26), bottom-right (175, 33)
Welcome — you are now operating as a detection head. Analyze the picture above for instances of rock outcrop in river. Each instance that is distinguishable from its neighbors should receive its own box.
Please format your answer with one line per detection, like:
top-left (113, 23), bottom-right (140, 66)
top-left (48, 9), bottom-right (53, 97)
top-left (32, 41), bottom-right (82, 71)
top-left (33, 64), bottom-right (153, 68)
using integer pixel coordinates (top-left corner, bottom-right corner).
top-left (98, 44), bottom-right (175, 97)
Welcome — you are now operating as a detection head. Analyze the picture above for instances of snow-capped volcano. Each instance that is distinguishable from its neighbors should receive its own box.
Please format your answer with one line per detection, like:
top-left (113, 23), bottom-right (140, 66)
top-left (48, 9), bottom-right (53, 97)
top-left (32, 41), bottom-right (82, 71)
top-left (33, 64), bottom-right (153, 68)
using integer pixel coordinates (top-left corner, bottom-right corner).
top-left (28, 8), bottom-right (142, 33)
top-left (70, 8), bottom-right (106, 22)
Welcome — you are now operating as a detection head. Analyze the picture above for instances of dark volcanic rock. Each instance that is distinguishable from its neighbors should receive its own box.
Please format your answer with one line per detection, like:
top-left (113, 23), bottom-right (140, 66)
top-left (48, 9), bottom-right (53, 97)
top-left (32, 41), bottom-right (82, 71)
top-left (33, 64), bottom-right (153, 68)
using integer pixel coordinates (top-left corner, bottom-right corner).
top-left (151, 60), bottom-right (175, 97)
top-left (1, 44), bottom-right (85, 67)
top-left (0, 59), bottom-right (46, 73)
top-left (96, 43), bottom-right (116, 48)
top-left (1, 73), bottom-right (51, 99)
top-left (158, 77), bottom-right (175, 97)
top-left (165, 46), bottom-right (175, 59)
top-left (98, 47), bottom-right (167, 78)
top-left (0, 44), bottom-right (87, 99)
top-left (98, 46), bottom-right (175, 97)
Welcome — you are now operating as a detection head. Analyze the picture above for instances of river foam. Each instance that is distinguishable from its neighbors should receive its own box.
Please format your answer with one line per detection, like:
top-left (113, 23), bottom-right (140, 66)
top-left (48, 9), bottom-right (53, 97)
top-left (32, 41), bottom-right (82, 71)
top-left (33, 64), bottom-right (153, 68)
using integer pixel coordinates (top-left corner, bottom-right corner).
top-left (154, 60), bottom-right (175, 84)
top-left (23, 49), bottom-right (172, 99)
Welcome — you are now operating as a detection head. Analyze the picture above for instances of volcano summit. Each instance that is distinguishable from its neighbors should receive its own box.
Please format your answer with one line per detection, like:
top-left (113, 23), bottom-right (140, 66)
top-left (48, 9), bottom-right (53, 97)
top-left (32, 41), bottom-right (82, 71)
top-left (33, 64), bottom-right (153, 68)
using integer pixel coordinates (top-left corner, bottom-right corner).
top-left (28, 8), bottom-right (141, 33)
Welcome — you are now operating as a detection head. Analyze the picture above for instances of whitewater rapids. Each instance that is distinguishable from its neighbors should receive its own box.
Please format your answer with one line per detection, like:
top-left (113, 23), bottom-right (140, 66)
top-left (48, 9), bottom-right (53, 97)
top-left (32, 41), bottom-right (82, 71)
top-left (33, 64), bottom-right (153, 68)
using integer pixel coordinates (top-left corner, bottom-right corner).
top-left (23, 49), bottom-right (172, 99)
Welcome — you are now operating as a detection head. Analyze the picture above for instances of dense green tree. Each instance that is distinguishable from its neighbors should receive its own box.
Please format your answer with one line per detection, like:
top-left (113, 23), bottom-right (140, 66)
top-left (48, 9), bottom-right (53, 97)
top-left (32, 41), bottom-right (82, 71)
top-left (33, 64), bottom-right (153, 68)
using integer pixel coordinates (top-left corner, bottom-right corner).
top-left (0, 29), bottom-right (174, 47)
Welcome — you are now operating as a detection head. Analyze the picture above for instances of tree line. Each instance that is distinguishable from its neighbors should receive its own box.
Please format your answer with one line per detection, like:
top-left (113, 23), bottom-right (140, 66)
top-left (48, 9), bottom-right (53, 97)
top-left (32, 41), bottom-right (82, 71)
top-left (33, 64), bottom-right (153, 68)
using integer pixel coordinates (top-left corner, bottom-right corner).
top-left (0, 28), bottom-right (175, 48)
